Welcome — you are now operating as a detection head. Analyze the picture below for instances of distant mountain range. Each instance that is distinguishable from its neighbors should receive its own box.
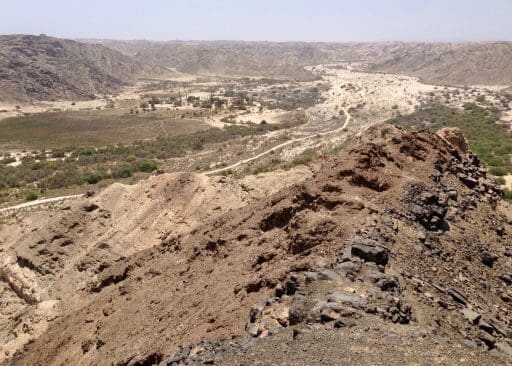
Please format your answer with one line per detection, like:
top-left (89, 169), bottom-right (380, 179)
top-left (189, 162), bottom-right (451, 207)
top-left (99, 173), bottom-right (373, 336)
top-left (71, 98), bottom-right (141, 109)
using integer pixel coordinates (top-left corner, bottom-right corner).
top-left (1, 35), bottom-right (511, 103)
top-left (80, 39), bottom-right (512, 87)
top-left (365, 42), bottom-right (512, 86)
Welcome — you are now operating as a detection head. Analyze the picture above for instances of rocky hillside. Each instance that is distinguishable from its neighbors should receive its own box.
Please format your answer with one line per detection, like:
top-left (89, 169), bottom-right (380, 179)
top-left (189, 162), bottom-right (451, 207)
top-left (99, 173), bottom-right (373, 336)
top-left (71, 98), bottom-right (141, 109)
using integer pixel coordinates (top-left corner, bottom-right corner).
top-left (368, 42), bottom-right (512, 86)
top-left (92, 40), bottom-right (512, 86)
top-left (0, 35), bottom-right (154, 103)
top-left (2, 125), bottom-right (512, 365)
top-left (87, 40), bottom-right (327, 81)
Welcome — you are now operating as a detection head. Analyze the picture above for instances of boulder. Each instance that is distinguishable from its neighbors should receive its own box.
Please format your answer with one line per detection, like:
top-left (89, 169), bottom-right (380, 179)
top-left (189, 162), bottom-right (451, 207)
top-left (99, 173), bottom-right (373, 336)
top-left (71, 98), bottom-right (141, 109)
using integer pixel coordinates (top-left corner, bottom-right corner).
top-left (351, 243), bottom-right (389, 266)
top-left (436, 127), bottom-right (469, 153)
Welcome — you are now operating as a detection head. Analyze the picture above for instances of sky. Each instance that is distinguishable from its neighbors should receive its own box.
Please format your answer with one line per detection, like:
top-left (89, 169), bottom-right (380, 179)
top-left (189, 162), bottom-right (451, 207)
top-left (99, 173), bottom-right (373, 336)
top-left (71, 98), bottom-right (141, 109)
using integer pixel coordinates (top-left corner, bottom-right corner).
top-left (1, 0), bottom-right (511, 42)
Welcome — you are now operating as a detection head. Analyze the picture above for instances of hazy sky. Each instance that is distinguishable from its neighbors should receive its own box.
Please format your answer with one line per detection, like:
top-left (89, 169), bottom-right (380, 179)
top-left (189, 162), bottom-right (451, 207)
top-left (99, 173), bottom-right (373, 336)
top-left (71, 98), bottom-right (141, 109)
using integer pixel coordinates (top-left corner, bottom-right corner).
top-left (1, 0), bottom-right (511, 42)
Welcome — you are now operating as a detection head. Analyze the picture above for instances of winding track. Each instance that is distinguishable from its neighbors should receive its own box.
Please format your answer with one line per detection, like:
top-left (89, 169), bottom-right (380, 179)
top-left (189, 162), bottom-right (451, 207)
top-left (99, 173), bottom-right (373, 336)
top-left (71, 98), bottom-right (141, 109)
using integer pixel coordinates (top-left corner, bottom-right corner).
top-left (0, 106), bottom-right (352, 213)
top-left (0, 194), bottom-right (83, 214)
top-left (204, 105), bottom-right (352, 175)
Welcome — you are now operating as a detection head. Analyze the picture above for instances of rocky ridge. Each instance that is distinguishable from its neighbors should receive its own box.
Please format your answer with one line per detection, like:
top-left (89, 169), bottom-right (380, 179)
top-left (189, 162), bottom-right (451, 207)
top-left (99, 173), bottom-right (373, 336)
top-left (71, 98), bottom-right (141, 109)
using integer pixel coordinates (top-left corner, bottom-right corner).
top-left (161, 127), bottom-right (512, 365)
top-left (3, 125), bottom-right (512, 365)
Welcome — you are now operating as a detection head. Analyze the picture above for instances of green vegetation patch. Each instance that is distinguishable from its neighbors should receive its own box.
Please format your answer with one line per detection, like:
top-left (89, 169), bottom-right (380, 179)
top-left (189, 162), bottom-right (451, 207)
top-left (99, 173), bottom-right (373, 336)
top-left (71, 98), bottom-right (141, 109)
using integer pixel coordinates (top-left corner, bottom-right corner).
top-left (0, 109), bottom-right (209, 149)
top-left (0, 118), bottom-right (303, 203)
top-left (390, 103), bottom-right (512, 173)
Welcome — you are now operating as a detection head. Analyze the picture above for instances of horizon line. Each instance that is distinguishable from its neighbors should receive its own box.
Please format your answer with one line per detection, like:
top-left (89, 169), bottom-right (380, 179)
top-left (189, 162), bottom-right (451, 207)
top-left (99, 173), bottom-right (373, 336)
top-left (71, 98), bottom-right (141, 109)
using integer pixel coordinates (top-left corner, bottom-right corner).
top-left (3, 33), bottom-right (512, 44)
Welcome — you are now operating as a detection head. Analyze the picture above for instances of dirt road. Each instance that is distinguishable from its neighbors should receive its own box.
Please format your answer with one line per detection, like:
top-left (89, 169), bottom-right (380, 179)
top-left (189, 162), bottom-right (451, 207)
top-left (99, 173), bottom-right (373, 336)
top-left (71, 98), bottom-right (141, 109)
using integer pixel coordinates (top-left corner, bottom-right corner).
top-left (0, 194), bottom-right (83, 214)
top-left (0, 107), bottom-right (352, 212)
top-left (204, 105), bottom-right (352, 175)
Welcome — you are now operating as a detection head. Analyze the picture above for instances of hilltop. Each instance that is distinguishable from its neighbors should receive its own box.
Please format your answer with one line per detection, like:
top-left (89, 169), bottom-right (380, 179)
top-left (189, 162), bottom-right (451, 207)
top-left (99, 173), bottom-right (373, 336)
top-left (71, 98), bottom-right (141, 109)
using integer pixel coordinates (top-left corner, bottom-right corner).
top-left (2, 125), bottom-right (512, 365)
top-left (368, 42), bottom-right (512, 86)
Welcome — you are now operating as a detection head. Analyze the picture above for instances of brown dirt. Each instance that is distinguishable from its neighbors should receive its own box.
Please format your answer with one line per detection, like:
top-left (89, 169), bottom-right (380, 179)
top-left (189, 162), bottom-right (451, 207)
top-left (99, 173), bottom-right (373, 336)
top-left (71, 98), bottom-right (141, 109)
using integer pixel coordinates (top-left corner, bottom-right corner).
top-left (0, 167), bottom-right (312, 364)
top-left (2, 124), bottom-right (512, 365)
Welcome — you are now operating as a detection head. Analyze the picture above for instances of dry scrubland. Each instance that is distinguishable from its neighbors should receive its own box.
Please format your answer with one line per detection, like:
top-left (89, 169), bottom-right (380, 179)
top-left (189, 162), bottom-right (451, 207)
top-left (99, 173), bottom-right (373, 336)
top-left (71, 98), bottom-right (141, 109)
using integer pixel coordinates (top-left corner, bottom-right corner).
top-left (0, 109), bottom-right (209, 149)
top-left (0, 62), bottom-right (511, 207)
top-left (1, 35), bottom-right (512, 365)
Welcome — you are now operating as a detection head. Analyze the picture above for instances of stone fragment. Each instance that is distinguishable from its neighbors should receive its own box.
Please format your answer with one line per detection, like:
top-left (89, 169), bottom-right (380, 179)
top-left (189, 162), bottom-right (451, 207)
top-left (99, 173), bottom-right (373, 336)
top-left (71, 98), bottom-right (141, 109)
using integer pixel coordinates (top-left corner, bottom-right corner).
top-left (82, 202), bottom-right (99, 212)
top-left (500, 273), bottom-right (512, 285)
top-left (351, 244), bottom-right (389, 266)
top-left (318, 269), bottom-right (341, 282)
top-left (448, 288), bottom-right (467, 305)
top-left (479, 333), bottom-right (496, 348)
top-left (481, 251), bottom-right (498, 268)
top-left (289, 295), bottom-right (307, 326)
top-left (460, 308), bottom-right (481, 325)
top-left (458, 174), bottom-right (478, 189)
top-left (496, 342), bottom-right (512, 357)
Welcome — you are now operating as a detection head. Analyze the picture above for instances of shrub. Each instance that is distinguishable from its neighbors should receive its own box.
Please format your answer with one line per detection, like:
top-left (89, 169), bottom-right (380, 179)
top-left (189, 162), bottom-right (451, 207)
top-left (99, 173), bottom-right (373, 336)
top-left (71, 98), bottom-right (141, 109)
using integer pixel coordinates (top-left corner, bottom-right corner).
top-left (51, 150), bottom-right (66, 158)
top-left (46, 161), bottom-right (58, 170)
top-left (391, 104), bottom-right (512, 174)
top-left (220, 169), bottom-right (233, 176)
top-left (41, 169), bottom-right (82, 190)
top-left (125, 155), bottom-right (137, 162)
top-left (1, 156), bottom-right (16, 164)
top-left (112, 164), bottom-right (133, 178)
top-left (288, 149), bottom-right (315, 168)
top-left (0, 116), bottom-right (306, 197)
top-left (136, 160), bottom-right (157, 173)
top-left (26, 190), bottom-right (39, 201)
top-left (78, 148), bottom-right (94, 157)
top-left (30, 161), bottom-right (44, 170)
top-left (83, 171), bottom-right (102, 184)
top-left (504, 188), bottom-right (512, 202)
top-left (6, 177), bottom-right (20, 188)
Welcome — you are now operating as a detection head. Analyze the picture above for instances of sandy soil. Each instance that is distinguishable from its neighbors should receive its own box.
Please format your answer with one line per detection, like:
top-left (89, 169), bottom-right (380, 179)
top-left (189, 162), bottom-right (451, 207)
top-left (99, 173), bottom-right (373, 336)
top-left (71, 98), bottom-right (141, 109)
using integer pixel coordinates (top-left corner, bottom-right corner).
top-left (273, 64), bottom-right (437, 160)
top-left (502, 109), bottom-right (512, 122)
top-left (500, 174), bottom-right (512, 189)
top-left (308, 64), bottom-right (436, 120)
top-left (0, 99), bottom-right (110, 120)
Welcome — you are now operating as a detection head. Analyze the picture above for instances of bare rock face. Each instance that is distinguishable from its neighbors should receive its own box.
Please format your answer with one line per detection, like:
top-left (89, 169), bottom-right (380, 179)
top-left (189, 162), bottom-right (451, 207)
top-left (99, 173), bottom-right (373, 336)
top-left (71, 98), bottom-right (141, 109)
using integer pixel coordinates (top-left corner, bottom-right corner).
top-left (437, 127), bottom-right (469, 153)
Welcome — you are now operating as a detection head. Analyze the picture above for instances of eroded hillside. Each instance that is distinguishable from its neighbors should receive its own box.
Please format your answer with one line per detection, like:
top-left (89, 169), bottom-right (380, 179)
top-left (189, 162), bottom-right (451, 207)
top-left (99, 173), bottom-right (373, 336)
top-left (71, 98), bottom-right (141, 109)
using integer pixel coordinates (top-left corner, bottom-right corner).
top-left (1, 125), bottom-right (512, 365)
top-left (0, 35), bottom-right (157, 103)
top-left (91, 40), bottom-right (512, 86)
